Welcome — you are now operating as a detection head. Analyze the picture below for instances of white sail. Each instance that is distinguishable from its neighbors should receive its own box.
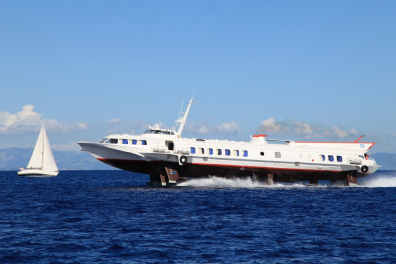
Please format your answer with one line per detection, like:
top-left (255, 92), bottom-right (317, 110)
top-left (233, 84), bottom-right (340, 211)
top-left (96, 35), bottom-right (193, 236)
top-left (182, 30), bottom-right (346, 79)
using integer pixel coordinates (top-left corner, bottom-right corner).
top-left (27, 126), bottom-right (45, 169)
top-left (20, 126), bottom-right (58, 176)
top-left (42, 127), bottom-right (58, 172)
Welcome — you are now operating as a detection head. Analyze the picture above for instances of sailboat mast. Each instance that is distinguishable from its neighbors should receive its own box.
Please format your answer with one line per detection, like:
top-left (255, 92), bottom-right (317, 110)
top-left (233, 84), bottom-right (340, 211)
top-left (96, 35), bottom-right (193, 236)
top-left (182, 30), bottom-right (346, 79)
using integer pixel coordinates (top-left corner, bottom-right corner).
top-left (41, 126), bottom-right (44, 170)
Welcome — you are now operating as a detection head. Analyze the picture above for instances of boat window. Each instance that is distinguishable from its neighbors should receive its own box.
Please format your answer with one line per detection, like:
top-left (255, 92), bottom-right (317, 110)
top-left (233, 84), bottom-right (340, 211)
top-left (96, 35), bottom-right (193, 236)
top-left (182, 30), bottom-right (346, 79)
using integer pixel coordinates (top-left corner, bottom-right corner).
top-left (199, 148), bottom-right (204, 154)
top-left (191, 147), bottom-right (196, 154)
top-left (122, 139), bottom-right (128, 144)
top-left (243, 150), bottom-right (248, 157)
top-left (99, 138), bottom-right (108, 143)
top-left (141, 140), bottom-right (147, 145)
top-left (275, 152), bottom-right (281, 158)
top-left (337, 156), bottom-right (342, 162)
top-left (217, 149), bottom-right (222, 155)
top-left (320, 155), bottom-right (325, 161)
top-left (209, 148), bottom-right (213, 155)
top-left (110, 139), bottom-right (118, 144)
top-left (132, 140), bottom-right (137, 145)
top-left (144, 129), bottom-right (175, 135)
top-left (233, 150), bottom-right (239, 156)
top-left (328, 155), bottom-right (334, 162)
top-left (260, 152), bottom-right (264, 156)
top-left (225, 149), bottom-right (230, 156)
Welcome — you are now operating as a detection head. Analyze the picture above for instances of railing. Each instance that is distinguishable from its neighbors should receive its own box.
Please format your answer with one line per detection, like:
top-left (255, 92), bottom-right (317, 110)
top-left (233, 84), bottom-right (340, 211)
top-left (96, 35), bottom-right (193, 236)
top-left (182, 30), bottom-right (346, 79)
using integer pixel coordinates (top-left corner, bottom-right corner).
top-left (152, 147), bottom-right (169, 153)
top-left (175, 149), bottom-right (190, 155)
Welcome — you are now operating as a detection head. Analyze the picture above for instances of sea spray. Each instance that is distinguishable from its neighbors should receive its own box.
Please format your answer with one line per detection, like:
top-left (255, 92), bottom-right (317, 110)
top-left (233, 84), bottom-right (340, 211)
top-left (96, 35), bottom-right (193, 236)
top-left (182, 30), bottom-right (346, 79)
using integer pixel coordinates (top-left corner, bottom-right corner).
top-left (178, 176), bottom-right (308, 188)
top-left (359, 172), bottom-right (396, 187)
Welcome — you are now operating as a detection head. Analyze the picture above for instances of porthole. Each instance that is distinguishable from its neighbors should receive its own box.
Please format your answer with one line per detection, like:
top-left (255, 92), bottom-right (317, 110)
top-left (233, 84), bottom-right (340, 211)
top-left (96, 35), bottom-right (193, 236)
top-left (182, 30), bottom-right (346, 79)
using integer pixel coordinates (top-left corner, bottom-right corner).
top-left (260, 152), bottom-right (264, 156)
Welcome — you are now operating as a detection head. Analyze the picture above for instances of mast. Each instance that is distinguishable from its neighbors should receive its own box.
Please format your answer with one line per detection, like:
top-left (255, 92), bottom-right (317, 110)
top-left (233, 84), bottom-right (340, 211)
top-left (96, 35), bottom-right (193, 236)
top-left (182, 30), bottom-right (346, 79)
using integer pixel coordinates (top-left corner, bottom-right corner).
top-left (41, 125), bottom-right (44, 170)
top-left (175, 96), bottom-right (197, 137)
top-left (27, 126), bottom-right (45, 169)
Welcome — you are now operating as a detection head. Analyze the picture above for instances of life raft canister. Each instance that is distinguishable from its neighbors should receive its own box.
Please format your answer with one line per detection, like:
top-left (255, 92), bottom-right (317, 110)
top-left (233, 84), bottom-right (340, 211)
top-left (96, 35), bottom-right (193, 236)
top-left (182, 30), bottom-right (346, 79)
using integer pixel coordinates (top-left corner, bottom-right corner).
top-left (180, 156), bottom-right (188, 165)
top-left (361, 165), bottom-right (369, 173)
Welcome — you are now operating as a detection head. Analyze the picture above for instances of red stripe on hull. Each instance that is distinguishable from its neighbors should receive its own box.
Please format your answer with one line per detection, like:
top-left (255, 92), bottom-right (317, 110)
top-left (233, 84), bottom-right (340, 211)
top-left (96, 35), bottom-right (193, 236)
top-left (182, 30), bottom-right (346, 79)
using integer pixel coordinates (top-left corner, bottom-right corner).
top-left (96, 158), bottom-right (353, 182)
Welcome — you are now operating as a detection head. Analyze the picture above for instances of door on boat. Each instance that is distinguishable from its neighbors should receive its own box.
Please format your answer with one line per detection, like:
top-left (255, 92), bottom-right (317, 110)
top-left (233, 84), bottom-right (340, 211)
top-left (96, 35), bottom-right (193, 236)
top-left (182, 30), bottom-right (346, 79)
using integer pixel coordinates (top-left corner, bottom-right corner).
top-left (166, 141), bottom-right (174, 151)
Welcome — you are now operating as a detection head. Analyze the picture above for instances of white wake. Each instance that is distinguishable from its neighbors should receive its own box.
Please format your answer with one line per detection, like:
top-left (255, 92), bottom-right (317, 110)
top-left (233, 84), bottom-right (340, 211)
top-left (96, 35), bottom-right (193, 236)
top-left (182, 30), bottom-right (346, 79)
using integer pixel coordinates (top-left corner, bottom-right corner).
top-left (359, 172), bottom-right (396, 187)
top-left (178, 177), bottom-right (307, 188)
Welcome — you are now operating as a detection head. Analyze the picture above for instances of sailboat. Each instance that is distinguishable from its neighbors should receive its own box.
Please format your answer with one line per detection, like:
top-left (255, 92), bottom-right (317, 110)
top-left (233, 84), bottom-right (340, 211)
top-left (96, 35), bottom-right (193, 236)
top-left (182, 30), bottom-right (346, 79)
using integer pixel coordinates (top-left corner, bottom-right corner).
top-left (18, 126), bottom-right (59, 176)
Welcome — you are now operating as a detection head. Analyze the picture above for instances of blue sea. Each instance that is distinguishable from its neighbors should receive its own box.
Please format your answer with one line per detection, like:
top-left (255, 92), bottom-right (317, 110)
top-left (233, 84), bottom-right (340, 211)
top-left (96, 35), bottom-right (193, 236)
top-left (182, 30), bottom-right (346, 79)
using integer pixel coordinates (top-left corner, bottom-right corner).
top-left (1, 170), bottom-right (396, 263)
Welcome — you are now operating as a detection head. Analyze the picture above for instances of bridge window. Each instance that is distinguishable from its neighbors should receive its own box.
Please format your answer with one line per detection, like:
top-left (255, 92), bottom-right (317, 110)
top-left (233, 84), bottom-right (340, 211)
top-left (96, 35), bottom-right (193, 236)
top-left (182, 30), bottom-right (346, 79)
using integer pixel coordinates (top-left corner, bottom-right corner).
top-left (233, 150), bottom-right (239, 156)
top-left (337, 156), bottom-right (342, 162)
top-left (275, 152), bottom-right (281, 158)
top-left (191, 147), bottom-right (196, 154)
top-left (110, 139), bottom-right (118, 144)
top-left (320, 155), bottom-right (325, 161)
top-left (199, 148), bottom-right (204, 154)
top-left (328, 155), bottom-right (334, 162)
top-left (122, 139), bottom-right (128, 144)
top-left (217, 149), bottom-right (222, 155)
top-left (132, 140), bottom-right (137, 145)
top-left (243, 150), bottom-right (248, 157)
top-left (225, 149), bottom-right (230, 156)
top-left (99, 138), bottom-right (108, 143)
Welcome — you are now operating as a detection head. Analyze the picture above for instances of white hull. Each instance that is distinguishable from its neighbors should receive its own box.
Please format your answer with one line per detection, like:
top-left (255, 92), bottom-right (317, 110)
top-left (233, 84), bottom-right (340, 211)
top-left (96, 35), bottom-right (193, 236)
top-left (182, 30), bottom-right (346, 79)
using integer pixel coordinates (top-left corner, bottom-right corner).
top-left (18, 169), bottom-right (59, 177)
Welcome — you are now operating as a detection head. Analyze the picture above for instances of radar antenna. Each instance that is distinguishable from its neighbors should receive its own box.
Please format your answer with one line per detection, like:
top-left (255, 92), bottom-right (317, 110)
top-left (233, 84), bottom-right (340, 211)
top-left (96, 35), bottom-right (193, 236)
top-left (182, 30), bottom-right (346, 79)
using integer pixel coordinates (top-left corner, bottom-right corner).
top-left (175, 96), bottom-right (197, 137)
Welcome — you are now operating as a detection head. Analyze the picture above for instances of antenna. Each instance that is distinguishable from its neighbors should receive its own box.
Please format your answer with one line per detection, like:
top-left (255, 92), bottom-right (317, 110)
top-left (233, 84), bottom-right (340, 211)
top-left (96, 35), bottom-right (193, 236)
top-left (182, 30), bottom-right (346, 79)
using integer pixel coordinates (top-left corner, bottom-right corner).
top-left (353, 135), bottom-right (364, 143)
top-left (175, 96), bottom-right (198, 137)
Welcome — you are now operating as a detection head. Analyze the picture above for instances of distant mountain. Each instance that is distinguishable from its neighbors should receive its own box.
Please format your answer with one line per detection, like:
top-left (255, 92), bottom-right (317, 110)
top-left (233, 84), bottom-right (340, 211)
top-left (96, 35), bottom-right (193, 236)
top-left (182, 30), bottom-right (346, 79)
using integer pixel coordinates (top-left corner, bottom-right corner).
top-left (370, 153), bottom-right (396, 170)
top-left (0, 148), bottom-right (115, 171)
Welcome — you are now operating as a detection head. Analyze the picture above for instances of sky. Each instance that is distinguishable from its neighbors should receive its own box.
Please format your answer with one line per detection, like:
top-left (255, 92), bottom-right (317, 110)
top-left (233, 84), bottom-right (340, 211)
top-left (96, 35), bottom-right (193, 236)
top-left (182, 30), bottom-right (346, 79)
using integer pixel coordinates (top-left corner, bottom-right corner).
top-left (0, 0), bottom-right (395, 153)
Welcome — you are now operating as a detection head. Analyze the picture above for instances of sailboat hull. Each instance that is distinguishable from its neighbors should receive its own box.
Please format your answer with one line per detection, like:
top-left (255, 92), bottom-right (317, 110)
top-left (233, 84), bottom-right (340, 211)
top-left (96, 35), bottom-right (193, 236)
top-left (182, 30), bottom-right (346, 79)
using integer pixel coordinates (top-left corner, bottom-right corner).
top-left (17, 169), bottom-right (59, 177)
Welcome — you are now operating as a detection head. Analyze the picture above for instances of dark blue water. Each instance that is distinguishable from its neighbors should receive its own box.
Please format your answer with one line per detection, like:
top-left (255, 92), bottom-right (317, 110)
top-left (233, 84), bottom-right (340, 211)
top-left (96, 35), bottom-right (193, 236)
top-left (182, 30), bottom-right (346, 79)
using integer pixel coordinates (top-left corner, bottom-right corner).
top-left (1, 170), bottom-right (396, 263)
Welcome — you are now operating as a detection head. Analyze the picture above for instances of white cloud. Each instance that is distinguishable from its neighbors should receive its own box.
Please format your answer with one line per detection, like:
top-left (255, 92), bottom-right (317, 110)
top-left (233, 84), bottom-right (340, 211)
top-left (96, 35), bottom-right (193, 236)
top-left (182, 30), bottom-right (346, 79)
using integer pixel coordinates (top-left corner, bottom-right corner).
top-left (323, 126), bottom-right (351, 139)
top-left (185, 120), bottom-right (242, 135)
top-left (0, 105), bottom-right (90, 134)
top-left (294, 121), bottom-right (315, 137)
top-left (0, 143), bottom-right (20, 149)
top-left (52, 142), bottom-right (81, 151)
top-left (214, 121), bottom-right (242, 135)
top-left (107, 118), bottom-right (122, 125)
top-left (348, 128), bottom-right (358, 136)
top-left (255, 117), bottom-right (359, 139)
top-left (196, 125), bottom-right (210, 134)
top-left (184, 119), bottom-right (211, 135)
top-left (106, 119), bottom-right (151, 135)
top-left (259, 118), bottom-right (282, 132)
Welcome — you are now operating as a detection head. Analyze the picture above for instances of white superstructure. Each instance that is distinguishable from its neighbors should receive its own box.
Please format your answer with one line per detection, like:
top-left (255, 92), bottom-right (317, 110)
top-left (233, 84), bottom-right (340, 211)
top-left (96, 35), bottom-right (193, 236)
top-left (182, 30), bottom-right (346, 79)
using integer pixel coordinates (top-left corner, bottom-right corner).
top-left (79, 97), bottom-right (380, 186)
